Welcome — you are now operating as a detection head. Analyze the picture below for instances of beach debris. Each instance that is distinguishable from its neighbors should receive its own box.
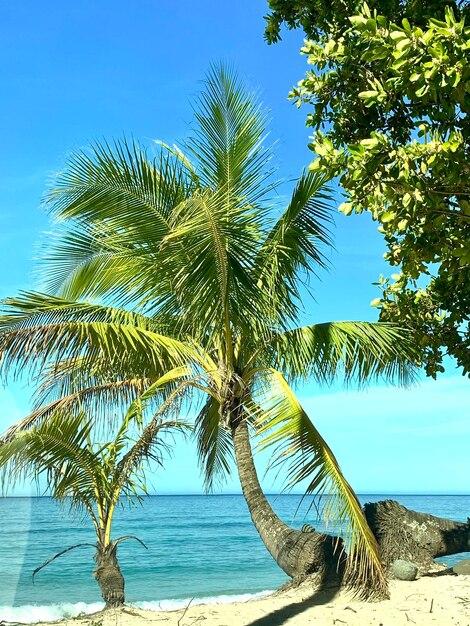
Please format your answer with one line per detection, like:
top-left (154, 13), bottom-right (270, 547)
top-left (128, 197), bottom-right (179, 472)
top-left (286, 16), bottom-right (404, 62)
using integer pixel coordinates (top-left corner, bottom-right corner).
top-left (405, 613), bottom-right (416, 623)
top-left (177, 597), bottom-right (195, 626)
top-left (429, 598), bottom-right (434, 613)
top-left (405, 593), bottom-right (425, 600)
top-left (453, 559), bottom-right (470, 575)
top-left (422, 566), bottom-right (456, 577)
top-left (391, 559), bottom-right (418, 581)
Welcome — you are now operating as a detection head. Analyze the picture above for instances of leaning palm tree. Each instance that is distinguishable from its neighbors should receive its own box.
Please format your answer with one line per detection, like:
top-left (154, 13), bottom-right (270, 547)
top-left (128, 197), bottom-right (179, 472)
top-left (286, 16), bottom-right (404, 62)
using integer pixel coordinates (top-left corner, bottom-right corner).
top-left (0, 66), bottom-right (419, 598)
top-left (0, 406), bottom-right (187, 607)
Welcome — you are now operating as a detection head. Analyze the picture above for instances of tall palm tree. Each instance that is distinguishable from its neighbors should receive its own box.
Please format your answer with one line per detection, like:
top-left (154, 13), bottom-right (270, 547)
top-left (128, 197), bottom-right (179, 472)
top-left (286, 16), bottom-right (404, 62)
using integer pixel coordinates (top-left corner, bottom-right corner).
top-left (0, 66), bottom-right (419, 598)
top-left (0, 406), bottom-right (187, 607)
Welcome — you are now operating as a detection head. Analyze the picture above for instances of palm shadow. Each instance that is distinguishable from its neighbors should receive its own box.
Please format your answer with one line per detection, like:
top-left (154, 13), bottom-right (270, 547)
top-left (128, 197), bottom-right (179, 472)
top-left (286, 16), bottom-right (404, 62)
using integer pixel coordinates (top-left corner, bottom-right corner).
top-left (245, 583), bottom-right (341, 626)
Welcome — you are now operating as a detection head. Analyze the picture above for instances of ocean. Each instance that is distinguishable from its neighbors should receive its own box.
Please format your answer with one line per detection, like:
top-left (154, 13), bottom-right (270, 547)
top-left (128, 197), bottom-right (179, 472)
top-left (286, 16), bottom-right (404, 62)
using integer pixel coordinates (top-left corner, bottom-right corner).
top-left (1, 494), bottom-right (469, 622)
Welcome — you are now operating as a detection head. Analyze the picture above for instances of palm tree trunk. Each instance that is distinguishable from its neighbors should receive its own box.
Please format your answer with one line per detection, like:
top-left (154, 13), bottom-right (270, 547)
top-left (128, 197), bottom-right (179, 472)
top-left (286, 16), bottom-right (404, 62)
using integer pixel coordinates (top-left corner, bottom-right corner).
top-left (230, 414), bottom-right (344, 584)
top-left (94, 544), bottom-right (125, 608)
top-left (364, 500), bottom-right (470, 572)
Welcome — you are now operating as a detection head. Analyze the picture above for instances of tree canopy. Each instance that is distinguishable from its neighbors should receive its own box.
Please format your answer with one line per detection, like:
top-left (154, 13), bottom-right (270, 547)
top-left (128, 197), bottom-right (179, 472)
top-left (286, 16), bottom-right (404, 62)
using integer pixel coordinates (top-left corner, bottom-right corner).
top-left (265, 1), bottom-right (470, 377)
top-left (264, 0), bottom-right (470, 42)
top-left (0, 407), bottom-right (184, 606)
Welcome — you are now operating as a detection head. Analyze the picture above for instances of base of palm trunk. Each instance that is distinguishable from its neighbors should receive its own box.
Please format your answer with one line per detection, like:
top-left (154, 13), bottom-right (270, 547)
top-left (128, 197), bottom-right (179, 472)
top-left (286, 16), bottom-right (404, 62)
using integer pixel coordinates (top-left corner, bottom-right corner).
top-left (94, 549), bottom-right (125, 608)
top-left (277, 526), bottom-right (346, 585)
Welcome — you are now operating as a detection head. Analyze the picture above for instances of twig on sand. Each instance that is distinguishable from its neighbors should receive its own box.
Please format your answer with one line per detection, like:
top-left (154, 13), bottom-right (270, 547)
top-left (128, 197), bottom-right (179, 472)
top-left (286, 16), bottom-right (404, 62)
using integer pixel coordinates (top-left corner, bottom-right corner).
top-left (405, 593), bottom-right (424, 601)
top-left (405, 612), bottom-right (416, 623)
top-left (178, 597), bottom-right (195, 626)
top-left (123, 607), bottom-right (147, 618)
top-left (429, 598), bottom-right (434, 613)
top-left (344, 606), bottom-right (357, 613)
top-left (186, 617), bottom-right (205, 626)
top-left (333, 620), bottom-right (347, 625)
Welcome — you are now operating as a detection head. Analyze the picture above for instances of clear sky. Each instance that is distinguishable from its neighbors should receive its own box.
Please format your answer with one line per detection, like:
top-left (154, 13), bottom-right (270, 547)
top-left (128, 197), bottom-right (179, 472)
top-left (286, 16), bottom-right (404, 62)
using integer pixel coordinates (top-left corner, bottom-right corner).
top-left (0, 1), bottom-right (468, 496)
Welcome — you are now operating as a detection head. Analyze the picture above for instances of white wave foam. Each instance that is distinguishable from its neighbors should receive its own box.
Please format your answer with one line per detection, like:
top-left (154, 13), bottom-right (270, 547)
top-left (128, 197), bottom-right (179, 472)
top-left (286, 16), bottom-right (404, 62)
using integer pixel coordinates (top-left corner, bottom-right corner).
top-left (136, 589), bottom-right (274, 611)
top-left (0, 591), bottom-right (273, 623)
top-left (0, 602), bottom-right (104, 623)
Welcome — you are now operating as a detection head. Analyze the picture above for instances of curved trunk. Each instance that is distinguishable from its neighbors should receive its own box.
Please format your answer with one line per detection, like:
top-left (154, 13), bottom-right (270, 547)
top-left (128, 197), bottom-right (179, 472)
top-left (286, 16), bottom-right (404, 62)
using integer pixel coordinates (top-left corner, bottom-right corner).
top-left (364, 500), bottom-right (470, 572)
top-left (94, 543), bottom-right (125, 608)
top-left (231, 416), bottom-right (344, 584)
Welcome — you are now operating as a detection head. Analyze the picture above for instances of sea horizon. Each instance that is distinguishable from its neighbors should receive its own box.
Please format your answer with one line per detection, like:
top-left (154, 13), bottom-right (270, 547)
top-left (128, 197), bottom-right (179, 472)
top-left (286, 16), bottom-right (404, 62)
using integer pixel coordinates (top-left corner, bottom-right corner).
top-left (3, 491), bottom-right (470, 498)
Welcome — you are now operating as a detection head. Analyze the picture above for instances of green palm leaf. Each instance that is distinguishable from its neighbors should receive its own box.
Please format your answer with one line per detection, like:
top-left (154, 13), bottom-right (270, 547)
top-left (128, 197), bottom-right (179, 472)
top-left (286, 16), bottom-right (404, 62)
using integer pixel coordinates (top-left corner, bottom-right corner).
top-left (255, 171), bottom-right (333, 325)
top-left (0, 413), bottom-right (103, 515)
top-left (1, 379), bottom-right (151, 443)
top-left (264, 321), bottom-right (419, 385)
top-left (42, 140), bottom-right (192, 302)
top-left (195, 396), bottom-right (233, 491)
top-left (187, 64), bottom-right (276, 202)
top-left (0, 293), bottom-right (199, 380)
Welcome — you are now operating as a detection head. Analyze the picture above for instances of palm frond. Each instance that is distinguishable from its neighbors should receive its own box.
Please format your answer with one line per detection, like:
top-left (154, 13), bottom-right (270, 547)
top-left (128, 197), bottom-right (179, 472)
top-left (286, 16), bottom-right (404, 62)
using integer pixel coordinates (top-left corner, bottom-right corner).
top-left (114, 382), bottom-right (193, 500)
top-left (32, 544), bottom-right (96, 580)
top-left (253, 369), bottom-right (388, 598)
top-left (42, 139), bottom-right (193, 302)
top-left (41, 226), bottom-right (169, 306)
top-left (1, 378), bottom-right (151, 443)
top-left (188, 63), bottom-right (276, 202)
top-left (164, 190), bottom-right (230, 335)
top-left (254, 171), bottom-right (334, 325)
top-left (154, 141), bottom-right (200, 187)
top-left (0, 293), bottom-right (199, 381)
top-left (263, 321), bottom-right (419, 386)
top-left (1, 292), bottom-right (161, 330)
top-left (31, 356), bottom-right (151, 410)
top-left (195, 396), bottom-right (233, 492)
top-left (0, 413), bottom-right (103, 516)
top-left (122, 366), bottom-right (194, 428)
top-left (46, 138), bottom-right (189, 226)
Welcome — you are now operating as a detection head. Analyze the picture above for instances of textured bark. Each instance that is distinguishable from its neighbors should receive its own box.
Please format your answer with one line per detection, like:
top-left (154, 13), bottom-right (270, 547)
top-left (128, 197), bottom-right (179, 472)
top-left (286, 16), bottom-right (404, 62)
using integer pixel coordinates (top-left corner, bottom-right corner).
top-left (364, 500), bottom-right (470, 572)
top-left (94, 544), bottom-right (125, 608)
top-left (231, 416), bottom-right (345, 585)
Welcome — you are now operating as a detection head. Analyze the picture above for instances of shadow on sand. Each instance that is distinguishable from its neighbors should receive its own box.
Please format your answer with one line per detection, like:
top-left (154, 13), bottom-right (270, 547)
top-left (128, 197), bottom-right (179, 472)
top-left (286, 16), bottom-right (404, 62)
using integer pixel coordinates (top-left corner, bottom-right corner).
top-left (245, 583), bottom-right (341, 626)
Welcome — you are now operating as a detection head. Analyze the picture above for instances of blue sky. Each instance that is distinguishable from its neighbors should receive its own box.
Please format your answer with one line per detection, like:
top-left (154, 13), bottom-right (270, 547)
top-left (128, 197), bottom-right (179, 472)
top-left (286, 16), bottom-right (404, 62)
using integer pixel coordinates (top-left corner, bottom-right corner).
top-left (0, 1), bottom-right (468, 495)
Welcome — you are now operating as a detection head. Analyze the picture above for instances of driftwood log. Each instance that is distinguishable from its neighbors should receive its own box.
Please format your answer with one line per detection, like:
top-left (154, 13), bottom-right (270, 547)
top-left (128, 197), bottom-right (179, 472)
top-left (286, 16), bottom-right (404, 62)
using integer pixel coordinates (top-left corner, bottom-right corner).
top-left (364, 499), bottom-right (470, 573)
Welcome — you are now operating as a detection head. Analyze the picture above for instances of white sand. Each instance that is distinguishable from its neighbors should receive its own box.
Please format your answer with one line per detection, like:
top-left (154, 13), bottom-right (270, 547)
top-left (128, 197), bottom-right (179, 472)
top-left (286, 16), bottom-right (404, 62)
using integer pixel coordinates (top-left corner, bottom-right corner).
top-left (33, 575), bottom-right (470, 626)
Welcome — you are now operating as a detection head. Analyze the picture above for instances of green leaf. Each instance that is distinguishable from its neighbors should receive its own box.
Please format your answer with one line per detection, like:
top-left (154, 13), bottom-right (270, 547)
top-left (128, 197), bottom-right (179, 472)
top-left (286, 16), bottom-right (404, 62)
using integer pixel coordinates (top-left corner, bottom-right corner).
top-left (359, 90), bottom-right (379, 100)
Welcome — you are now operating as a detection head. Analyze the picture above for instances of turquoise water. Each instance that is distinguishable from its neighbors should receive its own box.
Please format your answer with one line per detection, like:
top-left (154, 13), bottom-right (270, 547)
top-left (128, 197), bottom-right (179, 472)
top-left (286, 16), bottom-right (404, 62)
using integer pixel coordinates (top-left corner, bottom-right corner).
top-left (1, 494), bottom-right (469, 621)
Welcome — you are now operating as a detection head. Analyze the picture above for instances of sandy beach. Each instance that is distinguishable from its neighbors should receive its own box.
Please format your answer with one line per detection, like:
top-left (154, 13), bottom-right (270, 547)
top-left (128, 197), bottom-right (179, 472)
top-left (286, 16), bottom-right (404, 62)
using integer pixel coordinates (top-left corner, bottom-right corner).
top-left (31, 575), bottom-right (470, 626)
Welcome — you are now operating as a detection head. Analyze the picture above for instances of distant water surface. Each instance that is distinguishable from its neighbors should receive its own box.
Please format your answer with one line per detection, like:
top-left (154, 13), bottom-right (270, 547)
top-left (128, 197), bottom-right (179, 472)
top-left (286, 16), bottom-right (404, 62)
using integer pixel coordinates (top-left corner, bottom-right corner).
top-left (0, 494), bottom-right (469, 622)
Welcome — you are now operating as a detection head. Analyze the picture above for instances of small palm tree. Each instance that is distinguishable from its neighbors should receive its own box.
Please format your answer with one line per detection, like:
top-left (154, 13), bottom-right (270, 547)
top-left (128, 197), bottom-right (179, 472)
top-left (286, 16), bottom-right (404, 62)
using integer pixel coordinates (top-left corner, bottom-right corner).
top-left (0, 407), bottom-right (186, 608)
top-left (0, 66), bottom-right (420, 598)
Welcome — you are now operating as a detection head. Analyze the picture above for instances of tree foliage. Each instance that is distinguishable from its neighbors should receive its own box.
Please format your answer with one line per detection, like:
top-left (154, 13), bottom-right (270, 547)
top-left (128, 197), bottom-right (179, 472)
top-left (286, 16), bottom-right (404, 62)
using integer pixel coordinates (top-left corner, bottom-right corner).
top-left (264, 0), bottom-right (469, 42)
top-left (266, 1), bottom-right (470, 377)
top-left (0, 406), bottom-right (185, 604)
